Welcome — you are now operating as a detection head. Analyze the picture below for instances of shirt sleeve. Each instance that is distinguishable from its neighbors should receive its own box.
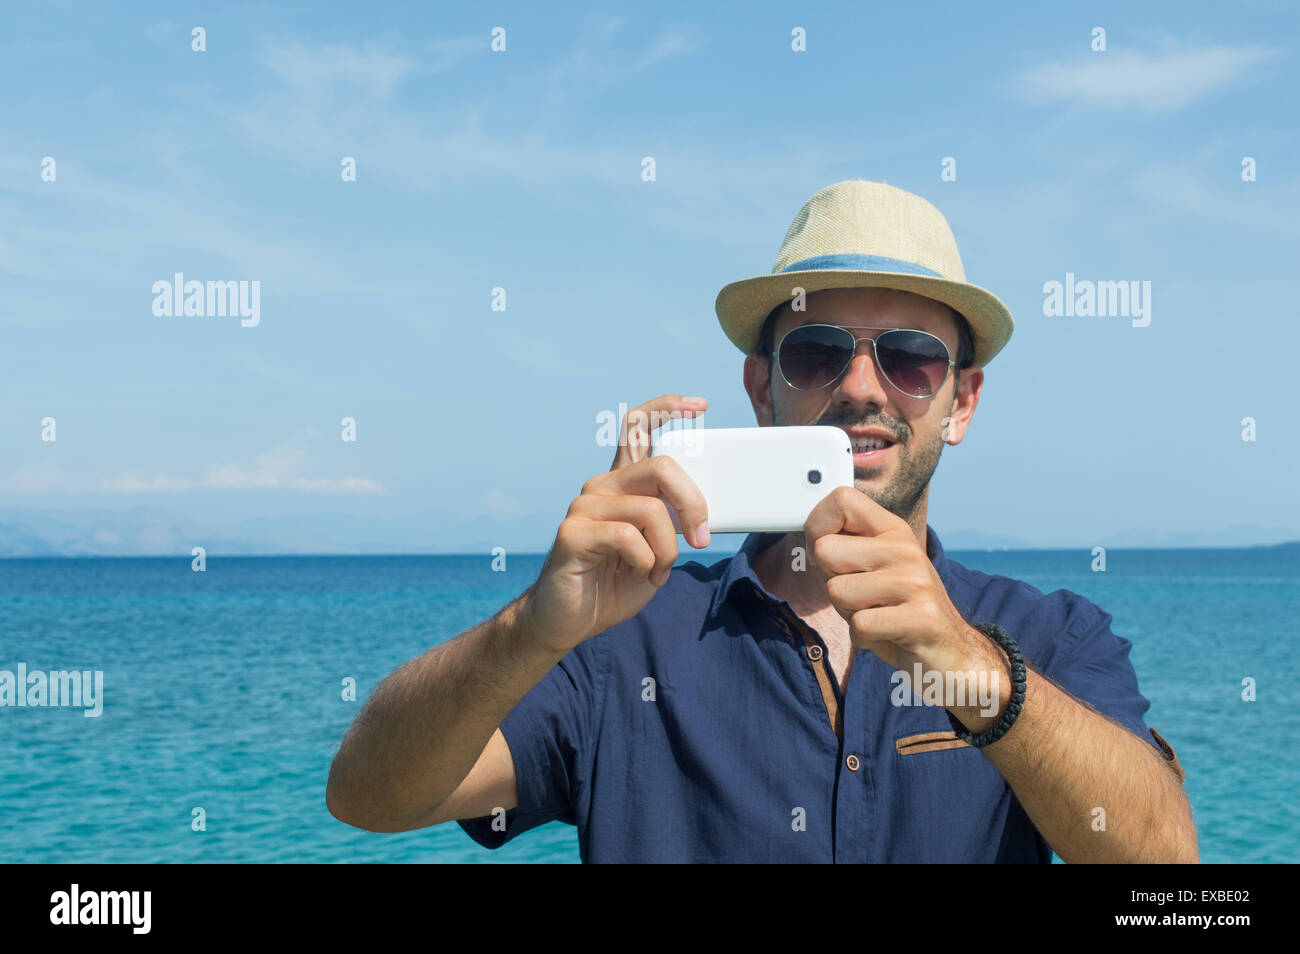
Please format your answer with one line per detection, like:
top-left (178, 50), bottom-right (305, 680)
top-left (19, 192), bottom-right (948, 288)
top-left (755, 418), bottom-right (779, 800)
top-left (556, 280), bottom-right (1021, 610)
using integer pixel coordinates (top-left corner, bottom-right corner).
top-left (1040, 595), bottom-right (1174, 762)
top-left (457, 634), bottom-right (605, 849)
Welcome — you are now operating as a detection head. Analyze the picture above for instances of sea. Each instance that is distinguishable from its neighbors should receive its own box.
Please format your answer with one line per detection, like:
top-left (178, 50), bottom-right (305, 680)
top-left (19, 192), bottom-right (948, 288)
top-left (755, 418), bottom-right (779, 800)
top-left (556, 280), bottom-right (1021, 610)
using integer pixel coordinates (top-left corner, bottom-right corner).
top-left (2, 545), bottom-right (1297, 864)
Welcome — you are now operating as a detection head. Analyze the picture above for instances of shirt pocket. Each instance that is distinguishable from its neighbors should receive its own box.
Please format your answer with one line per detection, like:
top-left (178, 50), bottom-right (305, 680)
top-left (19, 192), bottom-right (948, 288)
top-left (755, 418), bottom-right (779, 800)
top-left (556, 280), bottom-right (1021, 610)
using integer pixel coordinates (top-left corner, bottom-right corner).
top-left (886, 728), bottom-right (1001, 861)
top-left (895, 730), bottom-right (971, 755)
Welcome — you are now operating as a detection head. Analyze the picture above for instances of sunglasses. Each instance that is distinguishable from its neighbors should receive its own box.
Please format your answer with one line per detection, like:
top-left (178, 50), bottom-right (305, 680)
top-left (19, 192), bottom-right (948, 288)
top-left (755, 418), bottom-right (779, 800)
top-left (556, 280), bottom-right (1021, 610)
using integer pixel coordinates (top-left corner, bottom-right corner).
top-left (774, 324), bottom-right (956, 397)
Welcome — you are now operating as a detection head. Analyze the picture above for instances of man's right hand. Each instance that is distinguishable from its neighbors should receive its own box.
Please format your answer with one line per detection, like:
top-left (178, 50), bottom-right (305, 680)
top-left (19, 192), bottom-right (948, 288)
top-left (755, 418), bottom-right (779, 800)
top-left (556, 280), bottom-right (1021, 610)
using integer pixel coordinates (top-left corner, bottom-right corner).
top-left (521, 394), bottom-right (710, 656)
top-left (327, 394), bottom-right (711, 832)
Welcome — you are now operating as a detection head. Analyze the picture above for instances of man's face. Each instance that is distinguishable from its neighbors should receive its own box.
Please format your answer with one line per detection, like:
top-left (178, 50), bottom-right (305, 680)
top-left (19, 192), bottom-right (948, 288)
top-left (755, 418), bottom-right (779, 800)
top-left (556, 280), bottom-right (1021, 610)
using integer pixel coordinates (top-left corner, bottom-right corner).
top-left (742, 287), bottom-right (983, 524)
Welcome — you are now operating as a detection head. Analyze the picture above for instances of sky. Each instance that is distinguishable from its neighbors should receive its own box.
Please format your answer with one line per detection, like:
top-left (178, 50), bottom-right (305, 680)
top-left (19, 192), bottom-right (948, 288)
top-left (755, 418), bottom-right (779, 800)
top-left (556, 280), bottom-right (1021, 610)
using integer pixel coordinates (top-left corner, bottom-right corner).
top-left (1, 1), bottom-right (1297, 555)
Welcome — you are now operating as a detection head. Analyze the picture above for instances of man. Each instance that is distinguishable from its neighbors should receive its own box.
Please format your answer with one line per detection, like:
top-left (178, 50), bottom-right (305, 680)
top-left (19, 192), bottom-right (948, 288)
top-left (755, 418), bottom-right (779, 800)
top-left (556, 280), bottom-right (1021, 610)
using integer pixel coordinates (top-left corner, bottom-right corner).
top-left (327, 180), bottom-right (1197, 863)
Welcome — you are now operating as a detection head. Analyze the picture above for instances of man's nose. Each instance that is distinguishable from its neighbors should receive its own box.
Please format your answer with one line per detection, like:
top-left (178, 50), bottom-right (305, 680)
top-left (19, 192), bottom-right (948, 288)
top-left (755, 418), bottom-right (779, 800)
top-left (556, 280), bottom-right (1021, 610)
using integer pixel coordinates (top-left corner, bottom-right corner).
top-left (835, 341), bottom-right (892, 402)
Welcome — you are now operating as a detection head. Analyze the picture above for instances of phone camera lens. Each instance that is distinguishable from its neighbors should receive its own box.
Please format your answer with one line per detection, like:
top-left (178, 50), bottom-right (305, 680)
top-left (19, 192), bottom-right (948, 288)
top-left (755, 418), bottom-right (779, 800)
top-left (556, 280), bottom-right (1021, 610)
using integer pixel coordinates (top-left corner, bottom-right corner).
top-left (807, 469), bottom-right (822, 484)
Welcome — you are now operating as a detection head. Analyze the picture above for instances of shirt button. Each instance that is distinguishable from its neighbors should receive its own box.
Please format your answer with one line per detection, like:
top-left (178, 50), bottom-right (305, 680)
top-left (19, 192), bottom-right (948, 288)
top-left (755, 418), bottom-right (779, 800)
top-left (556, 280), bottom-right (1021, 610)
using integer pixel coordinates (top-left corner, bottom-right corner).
top-left (807, 645), bottom-right (824, 662)
top-left (845, 754), bottom-right (860, 771)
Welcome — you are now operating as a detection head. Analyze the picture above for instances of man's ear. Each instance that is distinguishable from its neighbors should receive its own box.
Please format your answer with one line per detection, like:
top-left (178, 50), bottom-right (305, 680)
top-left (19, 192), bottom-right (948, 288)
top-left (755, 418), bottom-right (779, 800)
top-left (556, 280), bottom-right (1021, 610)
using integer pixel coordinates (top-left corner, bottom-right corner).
top-left (943, 366), bottom-right (983, 445)
top-left (743, 352), bottom-right (776, 426)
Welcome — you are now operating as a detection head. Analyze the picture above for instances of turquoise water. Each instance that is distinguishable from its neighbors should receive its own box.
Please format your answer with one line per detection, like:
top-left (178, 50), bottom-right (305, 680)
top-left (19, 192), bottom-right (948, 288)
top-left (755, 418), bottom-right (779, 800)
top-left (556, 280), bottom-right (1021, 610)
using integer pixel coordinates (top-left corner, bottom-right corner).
top-left (2, 547), bottom-right (1297, 863)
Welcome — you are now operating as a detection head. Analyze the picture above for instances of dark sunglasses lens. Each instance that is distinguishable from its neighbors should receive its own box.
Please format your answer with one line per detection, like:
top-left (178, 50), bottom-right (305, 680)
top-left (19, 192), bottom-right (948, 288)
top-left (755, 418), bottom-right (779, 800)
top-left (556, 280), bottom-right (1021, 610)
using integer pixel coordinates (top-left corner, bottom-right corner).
top-left (876, 331), bottom-right (951, 396)
top-left (778, 326), bottom-right (855, 389)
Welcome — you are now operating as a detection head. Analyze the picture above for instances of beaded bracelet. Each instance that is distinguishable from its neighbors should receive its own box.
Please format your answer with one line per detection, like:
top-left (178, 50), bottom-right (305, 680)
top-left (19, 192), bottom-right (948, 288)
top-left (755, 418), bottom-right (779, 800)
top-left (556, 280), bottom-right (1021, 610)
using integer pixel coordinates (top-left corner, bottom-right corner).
top-left (946, 622), bottom-right (1026, 748)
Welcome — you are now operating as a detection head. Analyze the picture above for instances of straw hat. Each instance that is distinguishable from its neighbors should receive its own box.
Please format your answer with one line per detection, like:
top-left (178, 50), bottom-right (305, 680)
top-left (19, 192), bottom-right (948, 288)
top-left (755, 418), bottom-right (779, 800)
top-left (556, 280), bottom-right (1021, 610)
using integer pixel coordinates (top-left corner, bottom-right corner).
top-left (715, 180), bottom-right (1014, 367)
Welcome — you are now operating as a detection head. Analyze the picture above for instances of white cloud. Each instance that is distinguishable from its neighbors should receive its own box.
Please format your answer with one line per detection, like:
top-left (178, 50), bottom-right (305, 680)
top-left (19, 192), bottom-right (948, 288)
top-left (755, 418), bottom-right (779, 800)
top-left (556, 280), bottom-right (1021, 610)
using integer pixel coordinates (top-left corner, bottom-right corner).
top-left (634, 28), bottom-right (697, 71)
top-left (1015, 44), bottom-right (1277, 112)
top-left (0, 151), bottom-right (413, 304)
top-left (589, 13), bottom-right (628, 40)
top-left (1129, 159), bottom-right (1300, 238)
top-left (483, 489), bottom-right (533, 518)
top-left (262, 41), bottom-right (416, 99)
top-left (6, 458), bottom-right (67, 493)
top-left (105, 475), bottom-right (193, 494)
top-left (259, 35), bottom-right (480, 101)
top-left (545, 24), bottom-right (698, 102)
top-left (98, 443), bottom-right (388, 495)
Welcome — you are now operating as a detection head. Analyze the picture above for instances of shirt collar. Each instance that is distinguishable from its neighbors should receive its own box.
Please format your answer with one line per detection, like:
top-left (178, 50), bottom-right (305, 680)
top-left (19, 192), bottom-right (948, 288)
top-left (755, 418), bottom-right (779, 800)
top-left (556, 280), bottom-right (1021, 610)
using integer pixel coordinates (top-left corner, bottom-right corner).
top-left (707, 524), bottom-right (950, 620)
top-left (926, 524), bottom-right (949, 579)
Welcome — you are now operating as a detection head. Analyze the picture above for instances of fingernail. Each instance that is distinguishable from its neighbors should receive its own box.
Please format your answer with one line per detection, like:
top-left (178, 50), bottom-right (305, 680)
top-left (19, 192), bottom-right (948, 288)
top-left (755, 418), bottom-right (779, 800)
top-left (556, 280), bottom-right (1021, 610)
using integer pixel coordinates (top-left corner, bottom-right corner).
top-left (682, 396), bottom-right (706, 407)
top-left (694, 521), bottom-right (711, 548)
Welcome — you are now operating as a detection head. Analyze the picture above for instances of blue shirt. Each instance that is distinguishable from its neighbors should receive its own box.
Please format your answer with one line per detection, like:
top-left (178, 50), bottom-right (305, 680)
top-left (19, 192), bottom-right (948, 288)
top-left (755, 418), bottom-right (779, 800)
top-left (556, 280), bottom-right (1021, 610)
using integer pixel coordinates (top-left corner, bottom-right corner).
top-left (459, 526), bottom-right (1179, 862)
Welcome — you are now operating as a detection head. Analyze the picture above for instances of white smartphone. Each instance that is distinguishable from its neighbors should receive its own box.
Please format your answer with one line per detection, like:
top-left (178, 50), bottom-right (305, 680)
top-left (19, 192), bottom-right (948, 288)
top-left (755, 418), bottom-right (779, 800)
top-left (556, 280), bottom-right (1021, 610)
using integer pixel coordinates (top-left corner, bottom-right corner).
top-left (649, 425), bottom-right (854, 534)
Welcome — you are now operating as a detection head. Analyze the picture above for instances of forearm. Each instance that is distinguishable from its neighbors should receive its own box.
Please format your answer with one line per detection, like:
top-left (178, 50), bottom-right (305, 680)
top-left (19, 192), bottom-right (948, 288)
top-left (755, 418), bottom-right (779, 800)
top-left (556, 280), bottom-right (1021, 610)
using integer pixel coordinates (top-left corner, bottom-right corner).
top-left (326, 588), bottom-right (564, 830)
top-left (955, 650), bottom-right (1197, 863)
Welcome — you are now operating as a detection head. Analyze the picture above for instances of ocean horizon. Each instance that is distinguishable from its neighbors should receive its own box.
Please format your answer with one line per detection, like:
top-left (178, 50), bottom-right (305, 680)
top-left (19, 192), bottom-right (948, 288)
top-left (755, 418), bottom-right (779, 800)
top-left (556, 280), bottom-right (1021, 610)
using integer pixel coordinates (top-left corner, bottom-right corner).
top-left (5, 539), bottom-right (1300, 559)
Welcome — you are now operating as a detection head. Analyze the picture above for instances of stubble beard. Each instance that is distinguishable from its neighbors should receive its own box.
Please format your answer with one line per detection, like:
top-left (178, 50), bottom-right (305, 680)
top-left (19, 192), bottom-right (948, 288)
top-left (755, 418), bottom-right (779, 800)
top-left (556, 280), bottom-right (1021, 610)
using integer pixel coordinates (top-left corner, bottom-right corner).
top-left (772, 393), bottom-right (945, 526)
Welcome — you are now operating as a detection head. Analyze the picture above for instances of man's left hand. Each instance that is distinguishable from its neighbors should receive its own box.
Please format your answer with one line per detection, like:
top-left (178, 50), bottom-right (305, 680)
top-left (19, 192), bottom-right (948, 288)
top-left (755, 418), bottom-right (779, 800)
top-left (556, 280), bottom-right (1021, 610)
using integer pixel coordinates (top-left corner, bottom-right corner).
top-left (803, 486), bottom-right (1007, 724)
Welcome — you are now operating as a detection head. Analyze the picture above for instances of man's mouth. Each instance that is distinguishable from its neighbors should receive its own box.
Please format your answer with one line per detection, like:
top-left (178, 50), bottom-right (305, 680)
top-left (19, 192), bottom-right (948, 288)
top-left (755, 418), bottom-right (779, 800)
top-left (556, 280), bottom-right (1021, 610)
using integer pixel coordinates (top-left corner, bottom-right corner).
top-left (844, 429), bottom-right (898, 464)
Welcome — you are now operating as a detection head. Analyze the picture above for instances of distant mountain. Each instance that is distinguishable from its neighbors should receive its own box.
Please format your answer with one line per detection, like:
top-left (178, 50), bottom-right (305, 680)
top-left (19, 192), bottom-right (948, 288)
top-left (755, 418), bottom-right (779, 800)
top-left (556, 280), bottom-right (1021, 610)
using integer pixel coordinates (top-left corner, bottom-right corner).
top-left (1092, 524), bottom-right (1300, 549)
top-left (938, 530), bottom-right (1035, 550)
top-left (943, 525), bottom-right (1300, 551)
top-left (0, 509), bottom-right (1295, 557)
top-left (0, 507), bottom-right (566, 557)
top-left (0, 521), bottom-right (60, 557)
